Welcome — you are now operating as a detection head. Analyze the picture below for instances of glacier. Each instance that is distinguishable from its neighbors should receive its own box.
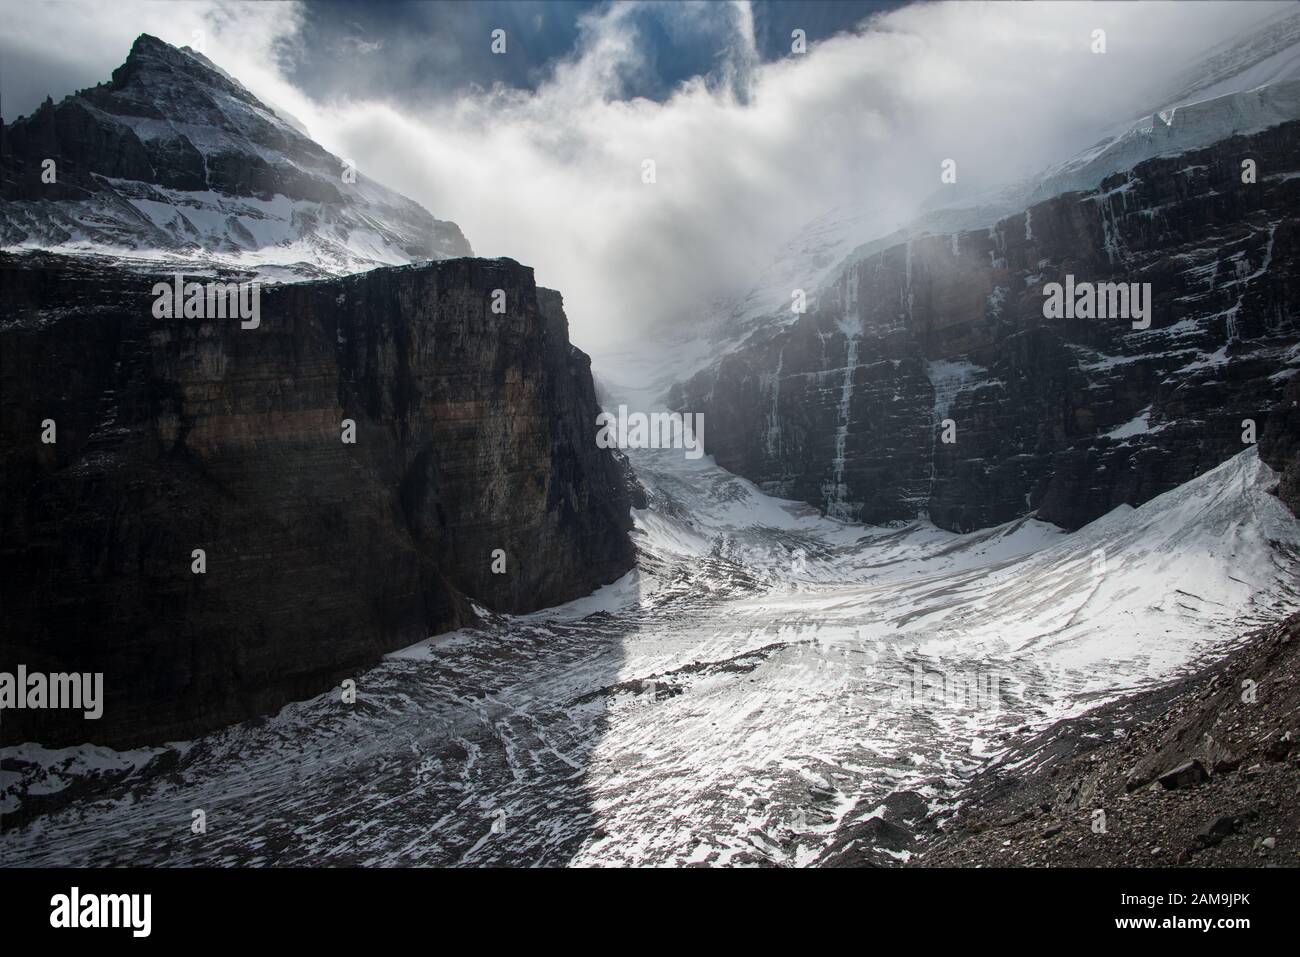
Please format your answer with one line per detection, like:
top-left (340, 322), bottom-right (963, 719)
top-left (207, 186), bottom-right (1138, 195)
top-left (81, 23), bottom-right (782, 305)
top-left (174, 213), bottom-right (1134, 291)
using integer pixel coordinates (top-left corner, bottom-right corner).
top-left (2, 436), bottom-right (1294, 866)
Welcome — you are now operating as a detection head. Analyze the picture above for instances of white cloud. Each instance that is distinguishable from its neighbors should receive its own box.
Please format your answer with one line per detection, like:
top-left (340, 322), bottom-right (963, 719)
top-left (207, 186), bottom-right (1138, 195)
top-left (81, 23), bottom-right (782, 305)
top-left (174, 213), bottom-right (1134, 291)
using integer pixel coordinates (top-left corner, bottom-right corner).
top-left (3, 0), bottom-right (1291, 352)
top-left (296, 0), bottom-right (1289, 351)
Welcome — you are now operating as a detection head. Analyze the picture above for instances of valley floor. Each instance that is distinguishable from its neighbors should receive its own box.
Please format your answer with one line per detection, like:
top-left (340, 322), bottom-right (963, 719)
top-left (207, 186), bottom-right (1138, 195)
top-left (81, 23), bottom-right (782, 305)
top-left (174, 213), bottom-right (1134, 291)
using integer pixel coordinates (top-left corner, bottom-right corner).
top-left (1, 446), bottom-right (1297, 866)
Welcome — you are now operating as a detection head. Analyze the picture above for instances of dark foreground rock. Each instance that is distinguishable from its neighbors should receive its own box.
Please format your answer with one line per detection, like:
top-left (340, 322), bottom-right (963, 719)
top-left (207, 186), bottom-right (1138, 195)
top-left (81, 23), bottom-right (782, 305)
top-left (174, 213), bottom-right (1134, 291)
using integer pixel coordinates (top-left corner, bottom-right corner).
top-left (0, 251), bottom-right (634, 747)
top-left (907, 612), bottom-right (1300, 867)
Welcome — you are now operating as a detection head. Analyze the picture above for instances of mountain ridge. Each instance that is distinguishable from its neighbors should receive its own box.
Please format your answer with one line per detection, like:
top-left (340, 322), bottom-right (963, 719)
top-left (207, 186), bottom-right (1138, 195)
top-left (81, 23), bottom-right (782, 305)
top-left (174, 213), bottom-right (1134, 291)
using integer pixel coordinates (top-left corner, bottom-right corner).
top-left (671, 119), bottom-right (1300, 531)
top-left (684, 9), bottom-right (1300, 363)
top-left (0, 33), bottom-right (470, 278)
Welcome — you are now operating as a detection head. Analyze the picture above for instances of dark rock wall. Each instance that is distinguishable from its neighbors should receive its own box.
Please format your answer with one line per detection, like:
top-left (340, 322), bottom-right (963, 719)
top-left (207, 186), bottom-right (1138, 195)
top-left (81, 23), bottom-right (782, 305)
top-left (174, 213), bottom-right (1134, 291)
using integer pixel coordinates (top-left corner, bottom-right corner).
top-left (0, 254), bottom-right (633, 747)
top-left (1260, 374), bottom-right (1300, 515)
top-left (673, 122), bottom-right (1300, 530)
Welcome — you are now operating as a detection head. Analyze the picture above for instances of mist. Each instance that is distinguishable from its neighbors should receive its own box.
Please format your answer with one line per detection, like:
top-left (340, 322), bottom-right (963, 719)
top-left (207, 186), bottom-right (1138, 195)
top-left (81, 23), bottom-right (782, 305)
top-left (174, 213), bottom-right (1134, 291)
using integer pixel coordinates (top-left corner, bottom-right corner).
top-left (3, 0), bottom-right (1290, 351)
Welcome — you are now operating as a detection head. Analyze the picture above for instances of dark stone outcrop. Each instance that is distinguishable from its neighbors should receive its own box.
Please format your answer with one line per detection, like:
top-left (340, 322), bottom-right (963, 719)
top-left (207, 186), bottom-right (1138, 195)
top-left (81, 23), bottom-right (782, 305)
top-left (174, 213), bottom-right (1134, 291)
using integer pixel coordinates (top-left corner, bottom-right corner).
top-left (1157, 759), bottom-right (1209, 790)
top-left (1260, 373), bottom-right (1300, 515)
top-left (0, 252), bottom-right (634, 747)
top-left (673, 121), bottom-right (1300, 530)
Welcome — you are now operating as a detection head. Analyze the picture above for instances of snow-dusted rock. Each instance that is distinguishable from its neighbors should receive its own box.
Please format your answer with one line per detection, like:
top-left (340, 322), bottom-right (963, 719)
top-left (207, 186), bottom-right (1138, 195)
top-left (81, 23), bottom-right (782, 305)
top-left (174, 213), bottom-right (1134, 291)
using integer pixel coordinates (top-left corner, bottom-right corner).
top-left (0, 34), bottom-right (470, 277)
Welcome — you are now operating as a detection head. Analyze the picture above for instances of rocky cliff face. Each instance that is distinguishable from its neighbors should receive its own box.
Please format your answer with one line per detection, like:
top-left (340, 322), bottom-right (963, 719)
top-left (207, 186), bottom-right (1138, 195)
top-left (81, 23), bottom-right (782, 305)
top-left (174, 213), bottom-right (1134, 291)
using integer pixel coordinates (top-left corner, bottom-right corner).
top-left (0, 252), bottom-right (633, 747)
top-left (672, 121), bottom-right (1300, 531)
top-left (0, 34), bottom-right (471, 275)
top-left (1261, 374), bottom-right (1300, 515)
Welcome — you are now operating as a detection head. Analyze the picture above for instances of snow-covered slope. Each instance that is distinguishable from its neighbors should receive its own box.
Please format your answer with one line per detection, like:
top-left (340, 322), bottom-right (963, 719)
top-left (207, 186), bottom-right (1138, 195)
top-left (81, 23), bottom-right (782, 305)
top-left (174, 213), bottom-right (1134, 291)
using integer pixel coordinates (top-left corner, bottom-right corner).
top-left (1154, 3), bottom-right (1300, 107)
top-left (3, 436), bottom-right (1295, 866)
top-left (1025, 78), bottom-right (1300, 209)
top-left (0, 34), bottom-right (470, 278)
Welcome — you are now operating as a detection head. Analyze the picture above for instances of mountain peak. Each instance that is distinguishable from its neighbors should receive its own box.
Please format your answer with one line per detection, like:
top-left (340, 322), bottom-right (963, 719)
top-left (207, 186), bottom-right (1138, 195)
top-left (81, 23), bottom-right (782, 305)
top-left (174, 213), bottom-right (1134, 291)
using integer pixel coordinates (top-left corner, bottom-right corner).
top-left (105, 31), bottom-right (275, 127)
top-left (119, 32), bottom-right (220, 86)
top-left (127, 32), bottom-right (173, 57)
top-left (0, 33), bottom-right (471, 274)
top-left (124, 32), bottom-right (224, 76)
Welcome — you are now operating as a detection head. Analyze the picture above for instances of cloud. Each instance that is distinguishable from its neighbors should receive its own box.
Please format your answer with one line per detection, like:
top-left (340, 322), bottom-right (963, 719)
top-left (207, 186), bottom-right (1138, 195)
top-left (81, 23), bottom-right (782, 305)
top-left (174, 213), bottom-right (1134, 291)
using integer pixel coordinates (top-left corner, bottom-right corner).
top-left (3, 1), bottom-right (1292, 353)
top-left (302, 0), bottom-right (1287, 351)
top-left (0, 1), bottom-right (306, 119)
